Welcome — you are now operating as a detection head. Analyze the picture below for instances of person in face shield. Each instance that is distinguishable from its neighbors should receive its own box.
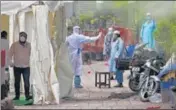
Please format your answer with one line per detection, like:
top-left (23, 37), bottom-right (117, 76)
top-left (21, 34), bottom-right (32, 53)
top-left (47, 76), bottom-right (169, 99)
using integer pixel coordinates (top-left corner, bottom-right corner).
top-left (140, 12), bottom-right (156, 49)
top-left (8, 32), bottom-right (32, 100)
top-left (103, 27), bottom-right (114, 58)
top-left (103, 28), bottom-right (114, 80)
top-left (109, 30), bottom-right (125, 87)
top-left (66, 26), bottom-right (102, 88)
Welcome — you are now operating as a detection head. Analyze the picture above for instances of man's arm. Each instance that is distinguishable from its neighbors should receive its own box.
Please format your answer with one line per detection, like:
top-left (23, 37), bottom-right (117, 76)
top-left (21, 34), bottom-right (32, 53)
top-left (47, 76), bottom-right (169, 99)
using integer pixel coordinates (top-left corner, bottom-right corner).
top-left (152, 20), bottom-right (156, 32)
top-left (8, 43), bottom-right (15, 65)
top-left (115, 40), bottom-right (124, 58)
top-left (78, 32), bottom-right (102, 44)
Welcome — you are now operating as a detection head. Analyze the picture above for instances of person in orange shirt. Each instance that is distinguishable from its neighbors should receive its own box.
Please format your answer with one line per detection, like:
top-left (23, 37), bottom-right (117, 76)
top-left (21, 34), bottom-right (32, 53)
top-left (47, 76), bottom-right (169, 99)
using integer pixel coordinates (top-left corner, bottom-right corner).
top-left (8, 32), bottom-right (32, 100)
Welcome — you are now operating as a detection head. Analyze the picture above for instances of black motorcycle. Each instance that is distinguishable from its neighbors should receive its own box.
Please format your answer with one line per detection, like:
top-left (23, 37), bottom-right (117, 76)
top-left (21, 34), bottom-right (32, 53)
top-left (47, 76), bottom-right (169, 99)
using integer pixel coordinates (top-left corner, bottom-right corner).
top-left (139, 56), bottom-right (165, 102)
top-left (128, 43), bottom-right (159, 92)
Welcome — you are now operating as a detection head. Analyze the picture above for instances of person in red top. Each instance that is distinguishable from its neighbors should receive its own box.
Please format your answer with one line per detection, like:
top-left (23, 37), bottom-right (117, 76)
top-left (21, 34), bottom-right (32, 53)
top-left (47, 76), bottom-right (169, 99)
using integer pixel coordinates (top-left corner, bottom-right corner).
top-left (1, 31), bottom-right (9, 100)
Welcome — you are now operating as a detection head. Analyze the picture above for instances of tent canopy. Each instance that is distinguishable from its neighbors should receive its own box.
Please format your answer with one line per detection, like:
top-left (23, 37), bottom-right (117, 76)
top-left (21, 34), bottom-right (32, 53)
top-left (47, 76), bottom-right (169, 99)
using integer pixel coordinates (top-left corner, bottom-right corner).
top-left (1, 1), bottom-right (74, 15)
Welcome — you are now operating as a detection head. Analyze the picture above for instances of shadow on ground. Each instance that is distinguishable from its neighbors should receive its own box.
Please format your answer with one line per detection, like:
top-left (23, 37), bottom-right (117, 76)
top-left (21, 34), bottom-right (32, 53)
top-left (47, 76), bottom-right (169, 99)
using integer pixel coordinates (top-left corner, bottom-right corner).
top-left (61, 92), bottom-right (137, 103)
top-left (108, 92), bottom-right (137, 99)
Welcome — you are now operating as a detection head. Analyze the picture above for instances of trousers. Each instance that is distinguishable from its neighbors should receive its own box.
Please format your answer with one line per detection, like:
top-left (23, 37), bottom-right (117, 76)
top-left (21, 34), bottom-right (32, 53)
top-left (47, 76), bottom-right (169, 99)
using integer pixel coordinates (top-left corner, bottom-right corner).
top-left (115, 69), bottom-right (124, 84)
top-left (13, 67), bottom-right (30, 98)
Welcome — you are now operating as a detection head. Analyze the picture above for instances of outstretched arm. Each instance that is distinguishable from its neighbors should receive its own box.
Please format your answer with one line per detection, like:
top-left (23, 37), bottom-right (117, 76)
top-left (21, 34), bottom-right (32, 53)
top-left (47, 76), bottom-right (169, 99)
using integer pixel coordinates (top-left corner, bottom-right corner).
top-left (78, 32), bottom-right (102, 44)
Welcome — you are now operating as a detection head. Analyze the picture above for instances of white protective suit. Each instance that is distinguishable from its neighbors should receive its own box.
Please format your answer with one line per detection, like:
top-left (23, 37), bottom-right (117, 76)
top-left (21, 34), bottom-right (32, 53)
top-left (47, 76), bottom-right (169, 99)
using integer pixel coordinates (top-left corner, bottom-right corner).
top-left (65, 26), bottom-right (101, 87)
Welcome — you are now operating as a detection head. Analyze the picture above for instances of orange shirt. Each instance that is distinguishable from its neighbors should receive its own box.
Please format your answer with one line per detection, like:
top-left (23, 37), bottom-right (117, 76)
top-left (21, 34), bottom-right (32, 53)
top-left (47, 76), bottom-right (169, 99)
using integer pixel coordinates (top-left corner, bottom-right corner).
top-left (8, 41), bottom-right (31, 68)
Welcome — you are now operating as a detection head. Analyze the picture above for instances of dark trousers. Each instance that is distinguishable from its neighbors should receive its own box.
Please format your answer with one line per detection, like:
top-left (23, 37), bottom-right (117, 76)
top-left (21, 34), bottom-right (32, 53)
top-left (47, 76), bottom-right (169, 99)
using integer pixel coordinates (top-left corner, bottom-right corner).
top-left (13, 67), bottom-right (30, 98)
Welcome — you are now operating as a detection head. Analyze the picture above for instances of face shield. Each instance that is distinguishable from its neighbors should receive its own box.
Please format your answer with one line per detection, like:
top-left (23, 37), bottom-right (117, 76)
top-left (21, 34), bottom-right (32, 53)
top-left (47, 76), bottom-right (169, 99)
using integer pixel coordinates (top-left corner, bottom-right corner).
top-left (73, 26), bottom-right (81, 34)
top-left (113, 30), bottom-right (120, 41)
top-left (108, 28), bottom-right (113, 35)
top-left (146, 13), bottom-right (151, 20)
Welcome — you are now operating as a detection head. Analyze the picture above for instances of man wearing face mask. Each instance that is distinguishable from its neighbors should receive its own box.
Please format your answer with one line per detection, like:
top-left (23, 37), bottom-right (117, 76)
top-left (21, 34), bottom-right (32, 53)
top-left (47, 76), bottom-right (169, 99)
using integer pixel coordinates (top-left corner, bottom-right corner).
top-left (140, 12), bottom-right (156, 48)
top-left (66, 26), bottom-right (102, 88)
top-left (8, 32), bottom-right (32, 100)
top-left (109, 30), bottom-right (125, 87)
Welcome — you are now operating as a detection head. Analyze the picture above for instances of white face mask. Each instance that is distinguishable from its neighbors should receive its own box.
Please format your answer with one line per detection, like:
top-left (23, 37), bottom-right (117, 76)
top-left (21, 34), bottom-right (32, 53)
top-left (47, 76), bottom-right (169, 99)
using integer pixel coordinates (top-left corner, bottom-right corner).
top-left (19, 36), bottom-right (26, 42)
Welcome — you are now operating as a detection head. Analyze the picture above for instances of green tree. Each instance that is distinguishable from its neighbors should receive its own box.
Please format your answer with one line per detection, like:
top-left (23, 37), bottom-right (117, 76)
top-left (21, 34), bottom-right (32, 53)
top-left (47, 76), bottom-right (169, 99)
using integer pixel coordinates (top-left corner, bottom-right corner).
top-left (154, 13), bottom-right (176, 56)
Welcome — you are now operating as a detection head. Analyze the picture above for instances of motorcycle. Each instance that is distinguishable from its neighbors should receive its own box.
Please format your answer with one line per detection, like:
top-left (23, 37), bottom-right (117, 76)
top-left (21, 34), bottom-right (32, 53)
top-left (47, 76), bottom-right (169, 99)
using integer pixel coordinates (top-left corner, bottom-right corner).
top-left (128, 43), bottom-right (159, 92)
top-left (139, 56), bottom-right (165, 102)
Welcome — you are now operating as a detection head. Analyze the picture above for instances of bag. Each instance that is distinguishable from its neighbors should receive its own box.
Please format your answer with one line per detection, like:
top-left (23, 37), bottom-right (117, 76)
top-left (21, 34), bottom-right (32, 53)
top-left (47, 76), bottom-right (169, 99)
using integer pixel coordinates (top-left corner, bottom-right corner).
top-left (116, 57), bottom-right (132, 70)
top-left (116, 44), bottom-right (132, 70)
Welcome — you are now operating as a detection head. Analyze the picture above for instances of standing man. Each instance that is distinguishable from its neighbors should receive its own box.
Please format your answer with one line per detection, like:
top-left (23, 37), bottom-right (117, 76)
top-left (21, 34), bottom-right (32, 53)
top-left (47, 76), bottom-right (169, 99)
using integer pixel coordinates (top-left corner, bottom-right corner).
top-left (103, 27), bottom-right (114, 79)
top-left (66, 26), bottom-right (102, 88)
top-left (140, 12), bottom-right (156, 49)
top-left (8, 32), bottom-right (32, 100)
top-left (109, 30), bottom-right (125, 87)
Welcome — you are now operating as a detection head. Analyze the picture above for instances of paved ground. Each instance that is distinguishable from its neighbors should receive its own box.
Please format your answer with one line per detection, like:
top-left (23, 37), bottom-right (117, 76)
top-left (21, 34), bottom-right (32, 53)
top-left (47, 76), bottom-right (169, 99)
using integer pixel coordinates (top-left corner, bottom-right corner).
top-left (14, 61), bottom-right (174, 109)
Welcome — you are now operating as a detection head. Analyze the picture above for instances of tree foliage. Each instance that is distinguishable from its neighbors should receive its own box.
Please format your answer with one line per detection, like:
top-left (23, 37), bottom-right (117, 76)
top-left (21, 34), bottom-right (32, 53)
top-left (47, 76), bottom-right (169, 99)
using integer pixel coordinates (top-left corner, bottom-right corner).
top-left (112, 1), bottom-right (129, 8)
top-left (154, 13), bottom-right (176, 56)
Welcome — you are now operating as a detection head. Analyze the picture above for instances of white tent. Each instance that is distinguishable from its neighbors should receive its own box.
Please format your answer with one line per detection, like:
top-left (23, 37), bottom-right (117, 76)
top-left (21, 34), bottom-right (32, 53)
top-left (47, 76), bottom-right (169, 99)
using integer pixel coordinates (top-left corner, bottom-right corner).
top-left (1, 1), bottom-right (74, 105)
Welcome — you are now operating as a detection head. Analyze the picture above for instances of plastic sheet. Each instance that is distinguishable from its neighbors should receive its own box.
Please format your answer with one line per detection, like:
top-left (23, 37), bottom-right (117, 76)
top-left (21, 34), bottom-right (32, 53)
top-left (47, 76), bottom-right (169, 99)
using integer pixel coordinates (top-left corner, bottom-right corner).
top-left (149, 93), bottom-right (162, 103)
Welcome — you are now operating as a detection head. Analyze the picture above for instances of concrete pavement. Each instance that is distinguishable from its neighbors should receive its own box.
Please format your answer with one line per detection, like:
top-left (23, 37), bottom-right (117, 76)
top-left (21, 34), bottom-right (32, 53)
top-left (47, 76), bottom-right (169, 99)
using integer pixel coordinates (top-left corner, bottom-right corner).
top-left (15, 61), bottom-right (173, 109)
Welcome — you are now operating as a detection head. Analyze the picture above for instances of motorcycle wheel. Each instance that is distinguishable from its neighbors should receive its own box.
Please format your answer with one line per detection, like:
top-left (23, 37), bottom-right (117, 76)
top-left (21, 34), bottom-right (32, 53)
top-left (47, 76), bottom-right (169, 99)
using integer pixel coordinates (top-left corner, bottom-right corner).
top-left (129, 78), bottom-right (140, 92)
top-left (139, 77), bottom-right (160, 102)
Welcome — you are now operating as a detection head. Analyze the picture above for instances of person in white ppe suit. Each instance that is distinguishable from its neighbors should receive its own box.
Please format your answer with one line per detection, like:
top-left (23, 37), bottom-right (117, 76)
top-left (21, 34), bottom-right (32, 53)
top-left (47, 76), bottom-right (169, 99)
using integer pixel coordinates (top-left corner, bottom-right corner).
top-left (66, 26), bottom-right (102, 88)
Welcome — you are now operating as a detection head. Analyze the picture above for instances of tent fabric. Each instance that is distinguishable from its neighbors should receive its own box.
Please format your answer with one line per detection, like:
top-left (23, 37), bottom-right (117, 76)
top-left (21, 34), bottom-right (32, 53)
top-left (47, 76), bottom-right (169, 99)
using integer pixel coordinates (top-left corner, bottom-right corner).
top-left (54, 6), bottom-right (74, 98)
top-left (31, 5), bottom-right (59, 104)
top-left (1, 1), bottom-right (74, 104)
top-left (1, 1), bottom-right (73, 15)
top-left (1, 1), bottom-right (37, 15)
